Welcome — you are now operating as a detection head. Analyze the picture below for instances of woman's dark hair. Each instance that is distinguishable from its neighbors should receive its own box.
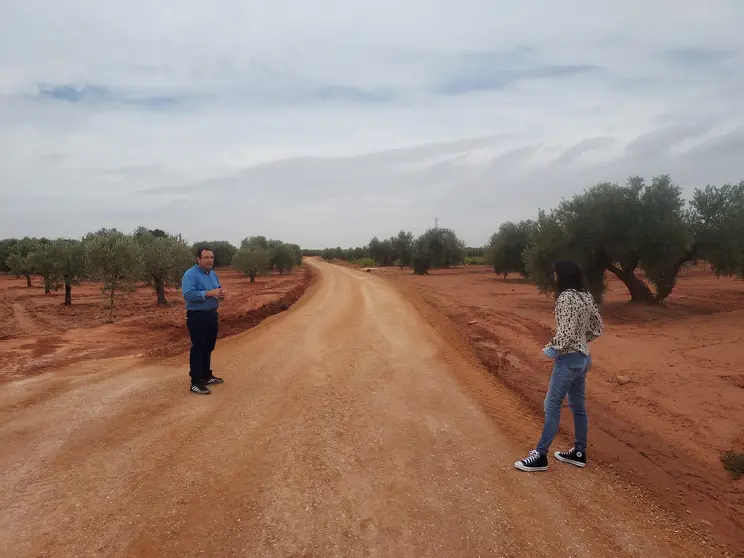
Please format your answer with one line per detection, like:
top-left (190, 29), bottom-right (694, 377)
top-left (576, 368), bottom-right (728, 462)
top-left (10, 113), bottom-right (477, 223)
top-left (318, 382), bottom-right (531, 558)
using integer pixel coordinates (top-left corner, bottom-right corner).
top-left (554, 261), bottom-right (586, 294)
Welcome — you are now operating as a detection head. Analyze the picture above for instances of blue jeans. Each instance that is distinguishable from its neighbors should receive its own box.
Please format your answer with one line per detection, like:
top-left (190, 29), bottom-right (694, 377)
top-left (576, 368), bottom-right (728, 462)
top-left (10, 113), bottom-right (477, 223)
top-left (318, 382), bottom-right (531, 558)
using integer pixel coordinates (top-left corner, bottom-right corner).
top-left (536, 352), bottom-right (591, 455)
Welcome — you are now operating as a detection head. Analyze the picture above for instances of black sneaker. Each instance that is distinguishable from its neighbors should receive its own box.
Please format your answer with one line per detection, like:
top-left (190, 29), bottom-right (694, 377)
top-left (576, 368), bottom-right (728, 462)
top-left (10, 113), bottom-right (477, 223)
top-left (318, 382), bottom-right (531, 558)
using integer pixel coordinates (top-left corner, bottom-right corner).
top-left (206, 376), bottom-right (224, 385)
top-left (190, 384), bottom-right (211, 395)
top-left (554, 447), bottom-right (587, 468)
top-left (514, 450), bottom-right (548, 472)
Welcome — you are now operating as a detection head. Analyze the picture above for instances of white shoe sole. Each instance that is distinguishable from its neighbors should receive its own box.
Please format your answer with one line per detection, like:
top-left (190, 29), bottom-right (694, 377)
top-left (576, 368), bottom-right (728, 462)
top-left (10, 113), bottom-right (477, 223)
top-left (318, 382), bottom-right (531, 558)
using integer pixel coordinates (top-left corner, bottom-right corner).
top-left (554, 453), bottom-right (586, 467)
top-left (514, 461), bottom-right (548, 472)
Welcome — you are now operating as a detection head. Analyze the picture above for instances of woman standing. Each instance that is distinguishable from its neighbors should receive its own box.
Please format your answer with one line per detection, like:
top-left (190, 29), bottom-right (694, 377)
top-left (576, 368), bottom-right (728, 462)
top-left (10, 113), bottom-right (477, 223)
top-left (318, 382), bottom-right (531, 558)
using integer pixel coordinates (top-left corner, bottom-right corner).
top-left (515, 261), bottom-right (604, 472)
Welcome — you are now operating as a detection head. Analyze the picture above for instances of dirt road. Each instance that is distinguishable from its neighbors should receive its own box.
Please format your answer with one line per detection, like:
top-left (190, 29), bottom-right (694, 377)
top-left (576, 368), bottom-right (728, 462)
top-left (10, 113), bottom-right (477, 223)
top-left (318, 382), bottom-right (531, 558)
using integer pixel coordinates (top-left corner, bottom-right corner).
top-left (0, 260), bottom-right (717, 557)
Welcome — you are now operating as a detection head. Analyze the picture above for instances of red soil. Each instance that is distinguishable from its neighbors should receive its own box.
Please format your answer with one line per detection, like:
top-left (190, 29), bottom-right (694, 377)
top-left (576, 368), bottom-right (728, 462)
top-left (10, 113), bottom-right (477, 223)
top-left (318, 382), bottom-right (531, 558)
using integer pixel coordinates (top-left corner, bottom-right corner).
top-left (0, 267), bottom-right (312, 382)
top-left (378, 263), bottom-right (744, 551)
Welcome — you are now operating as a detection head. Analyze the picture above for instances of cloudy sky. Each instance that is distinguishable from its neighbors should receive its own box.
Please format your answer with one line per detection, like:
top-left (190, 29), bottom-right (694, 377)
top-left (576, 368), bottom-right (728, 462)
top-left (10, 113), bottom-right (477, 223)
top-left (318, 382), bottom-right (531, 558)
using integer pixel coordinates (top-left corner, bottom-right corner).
top-left (1, 1), bottom-right (743, 248)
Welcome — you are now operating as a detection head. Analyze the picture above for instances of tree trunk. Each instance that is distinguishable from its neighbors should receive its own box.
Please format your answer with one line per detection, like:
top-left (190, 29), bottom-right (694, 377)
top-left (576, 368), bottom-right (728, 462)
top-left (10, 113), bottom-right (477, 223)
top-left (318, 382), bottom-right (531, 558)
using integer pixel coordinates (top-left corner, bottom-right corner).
top-left (109, 280), bottom-right (116, 322)
top-left (44, 276), bottom-right (51, 294)
top-left (249, 270), bottom-right (256, 283)
top-left (64, 276), bottom-right (72, 306)
top-left (25, 272), bottom-right (31, 288)
top-left (654, 250), bottom-right (696, 302)
top-left (154, 276), bottom-right (167, 305)
top-left (606, 264), bottom-right (655, 302)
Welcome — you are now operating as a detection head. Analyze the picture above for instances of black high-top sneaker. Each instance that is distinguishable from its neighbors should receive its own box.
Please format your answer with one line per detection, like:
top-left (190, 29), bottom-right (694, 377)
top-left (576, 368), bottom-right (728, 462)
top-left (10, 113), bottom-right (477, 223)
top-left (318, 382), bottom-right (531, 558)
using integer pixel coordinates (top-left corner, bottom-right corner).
top-left (554, 447), bottom-right (587, 468)
top-left (514, 450), bottom-right (549, 472)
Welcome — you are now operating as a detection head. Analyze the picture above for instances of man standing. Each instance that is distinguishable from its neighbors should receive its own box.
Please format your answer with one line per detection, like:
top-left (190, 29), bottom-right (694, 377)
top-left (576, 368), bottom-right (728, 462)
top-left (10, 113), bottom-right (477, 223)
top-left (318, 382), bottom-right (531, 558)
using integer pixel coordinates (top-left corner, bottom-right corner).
top-left (182, 247), bottom-right (226, 395)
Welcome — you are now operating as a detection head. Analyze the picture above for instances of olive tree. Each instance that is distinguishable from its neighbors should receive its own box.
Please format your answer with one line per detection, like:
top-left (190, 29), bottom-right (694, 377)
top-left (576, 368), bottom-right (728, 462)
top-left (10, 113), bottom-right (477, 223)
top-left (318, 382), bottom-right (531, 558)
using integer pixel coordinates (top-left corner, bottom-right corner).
top-left (287, 243), bottom-right (303, 266)
top-left (411, 235), bottom-right (432, 275)
top-left (242, 236), bottom-right (269, 250)
top-left (84, 229), bottom-right (143, 321)
top-left (521, 175), bottom-right (744, 303)
top-left (521, 208), bottom-right (608, 298)
top-left (368, 237), bottom-right (394, 266)
top-left (0, 239), bottom-right (18, 273)
top-left (49, 239), bottom-right (86, 306)
top-left (690, 180), bottom-right (744, 279)
top-left (5, 237), bottom-right (39, 287)
top-left (486, 220), bottom-right (535, 278)
top-left (416, 227), bottom-right (465, 269)
top-left (232, 246), bottom-right (270, 282)
top-left (191, 240), bottom-right (237, 267)
top-left (27, 245), bottom-right (60, 294)
top-left (241, 236), bottom-right (297, 274)
top-left (271, 243), bottom-right (295, 274)
top-left (5, 253), bottom-right (31, 285)
top-left (134, 227), bottom-right (193, 305)
top-left (392, 230), bottom-right (414, 267)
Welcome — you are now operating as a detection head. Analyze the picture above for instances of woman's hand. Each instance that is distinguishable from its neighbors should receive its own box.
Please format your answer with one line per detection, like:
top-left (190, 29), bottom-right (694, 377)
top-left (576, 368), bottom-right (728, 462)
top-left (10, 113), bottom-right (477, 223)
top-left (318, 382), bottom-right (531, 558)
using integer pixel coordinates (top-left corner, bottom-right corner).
top-left (543, 346), bottom-right (559, 359)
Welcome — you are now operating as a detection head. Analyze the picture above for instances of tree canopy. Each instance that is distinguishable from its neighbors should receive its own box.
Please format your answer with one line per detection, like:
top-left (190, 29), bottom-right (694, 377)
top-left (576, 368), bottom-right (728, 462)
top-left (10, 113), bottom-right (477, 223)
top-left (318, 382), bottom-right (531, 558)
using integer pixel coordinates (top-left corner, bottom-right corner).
top-left (1, 228), bottom-right (305, 316)
top-left (314, 227), bottom-right (467, 274)
top-left (486, 220), bottom-right (534, 278)
top-left (392, 230), bottom-right (415, 267)
top-left (4, 237), bottom-right (40, 287)
top-left (134, 227), bottom-right (193, 305)
top-left (191, 240), bottom-right (237, 267)
top-left (27, 244), bottom-right (60, 294)
top-left (519, 176), bottom-right (744, 303)
top-left (240, 236), bottom-right (302, 274)
top-left (232, 246), bottom-right (270, 282)
top-left (0, 238), bottom-right (19, 273)
top-left (48, 239), bottom-right (86, 306)
top-left (271, 244), bottom-right (296, 274)
top-left (84, 228), bottom-right (144, 321)
top-left (690, 181), bottom-right (744, 279)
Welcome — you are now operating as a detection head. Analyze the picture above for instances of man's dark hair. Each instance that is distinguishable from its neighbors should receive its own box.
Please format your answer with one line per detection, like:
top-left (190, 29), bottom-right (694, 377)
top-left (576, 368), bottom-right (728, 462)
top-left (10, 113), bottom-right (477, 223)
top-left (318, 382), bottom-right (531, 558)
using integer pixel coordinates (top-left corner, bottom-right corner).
top-left (195, 246), bottom-right (213, 259)
top-left (554, 261), bottom-right (586, 294)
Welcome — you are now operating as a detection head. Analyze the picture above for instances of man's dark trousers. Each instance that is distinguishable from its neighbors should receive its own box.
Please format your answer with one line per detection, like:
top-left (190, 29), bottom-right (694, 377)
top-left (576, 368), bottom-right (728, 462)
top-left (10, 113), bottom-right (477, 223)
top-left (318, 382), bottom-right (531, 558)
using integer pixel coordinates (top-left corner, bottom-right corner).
top-left (186, 309), bottom-right (218, 386)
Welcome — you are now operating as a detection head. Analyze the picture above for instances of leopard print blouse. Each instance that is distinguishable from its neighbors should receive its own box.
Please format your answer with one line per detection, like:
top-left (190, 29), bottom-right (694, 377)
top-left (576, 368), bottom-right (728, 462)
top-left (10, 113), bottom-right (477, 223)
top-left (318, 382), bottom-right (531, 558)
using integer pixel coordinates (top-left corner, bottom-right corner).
top-left (545, 289), bottom-right (603, 355)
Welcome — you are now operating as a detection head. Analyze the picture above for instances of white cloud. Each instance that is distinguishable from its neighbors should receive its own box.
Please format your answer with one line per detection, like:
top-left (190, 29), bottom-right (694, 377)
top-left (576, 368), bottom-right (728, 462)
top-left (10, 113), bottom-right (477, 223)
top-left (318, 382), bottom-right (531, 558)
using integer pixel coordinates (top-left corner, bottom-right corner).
top-left (1, 0), bottom-right (743, 247)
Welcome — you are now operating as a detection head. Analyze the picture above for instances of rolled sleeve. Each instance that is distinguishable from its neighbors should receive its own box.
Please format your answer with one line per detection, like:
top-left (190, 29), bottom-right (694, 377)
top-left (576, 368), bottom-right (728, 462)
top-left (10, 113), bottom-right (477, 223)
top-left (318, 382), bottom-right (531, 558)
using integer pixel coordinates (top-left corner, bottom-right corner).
top-left (587, 299), bottom-right (604, 341)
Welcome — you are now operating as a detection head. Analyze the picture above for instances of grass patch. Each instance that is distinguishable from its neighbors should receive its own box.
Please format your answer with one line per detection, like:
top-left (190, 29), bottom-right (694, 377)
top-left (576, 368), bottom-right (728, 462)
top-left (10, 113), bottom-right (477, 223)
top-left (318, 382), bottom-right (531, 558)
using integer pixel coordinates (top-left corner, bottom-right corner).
top-left (352, 257), bottom-right (376, 268)
top-left (721, 451), bottom-right (744, 480)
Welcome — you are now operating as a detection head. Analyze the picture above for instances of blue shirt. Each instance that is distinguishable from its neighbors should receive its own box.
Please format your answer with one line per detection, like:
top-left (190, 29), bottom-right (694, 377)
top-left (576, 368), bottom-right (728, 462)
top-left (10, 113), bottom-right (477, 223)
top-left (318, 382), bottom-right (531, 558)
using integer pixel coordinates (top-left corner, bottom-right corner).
top-left (182, 265), bottom-right (222, 311)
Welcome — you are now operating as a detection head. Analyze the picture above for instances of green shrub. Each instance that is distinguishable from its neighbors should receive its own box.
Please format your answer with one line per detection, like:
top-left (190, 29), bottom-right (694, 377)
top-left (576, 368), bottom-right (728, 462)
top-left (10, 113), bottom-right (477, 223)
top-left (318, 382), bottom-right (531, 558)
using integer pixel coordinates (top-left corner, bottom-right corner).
top-left (464, 256), bottom-right (487, 265)
top-left (352, 257), bottom-right (376, 267)
top-left (721, 451), bottom-right (744, 480)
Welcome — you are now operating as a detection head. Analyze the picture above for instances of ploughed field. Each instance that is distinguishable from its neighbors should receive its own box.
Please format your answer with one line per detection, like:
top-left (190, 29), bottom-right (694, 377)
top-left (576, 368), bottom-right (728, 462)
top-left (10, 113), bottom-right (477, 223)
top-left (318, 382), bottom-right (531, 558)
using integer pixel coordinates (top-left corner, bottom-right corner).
top-left (0, 267), bottom-right (311, 383)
